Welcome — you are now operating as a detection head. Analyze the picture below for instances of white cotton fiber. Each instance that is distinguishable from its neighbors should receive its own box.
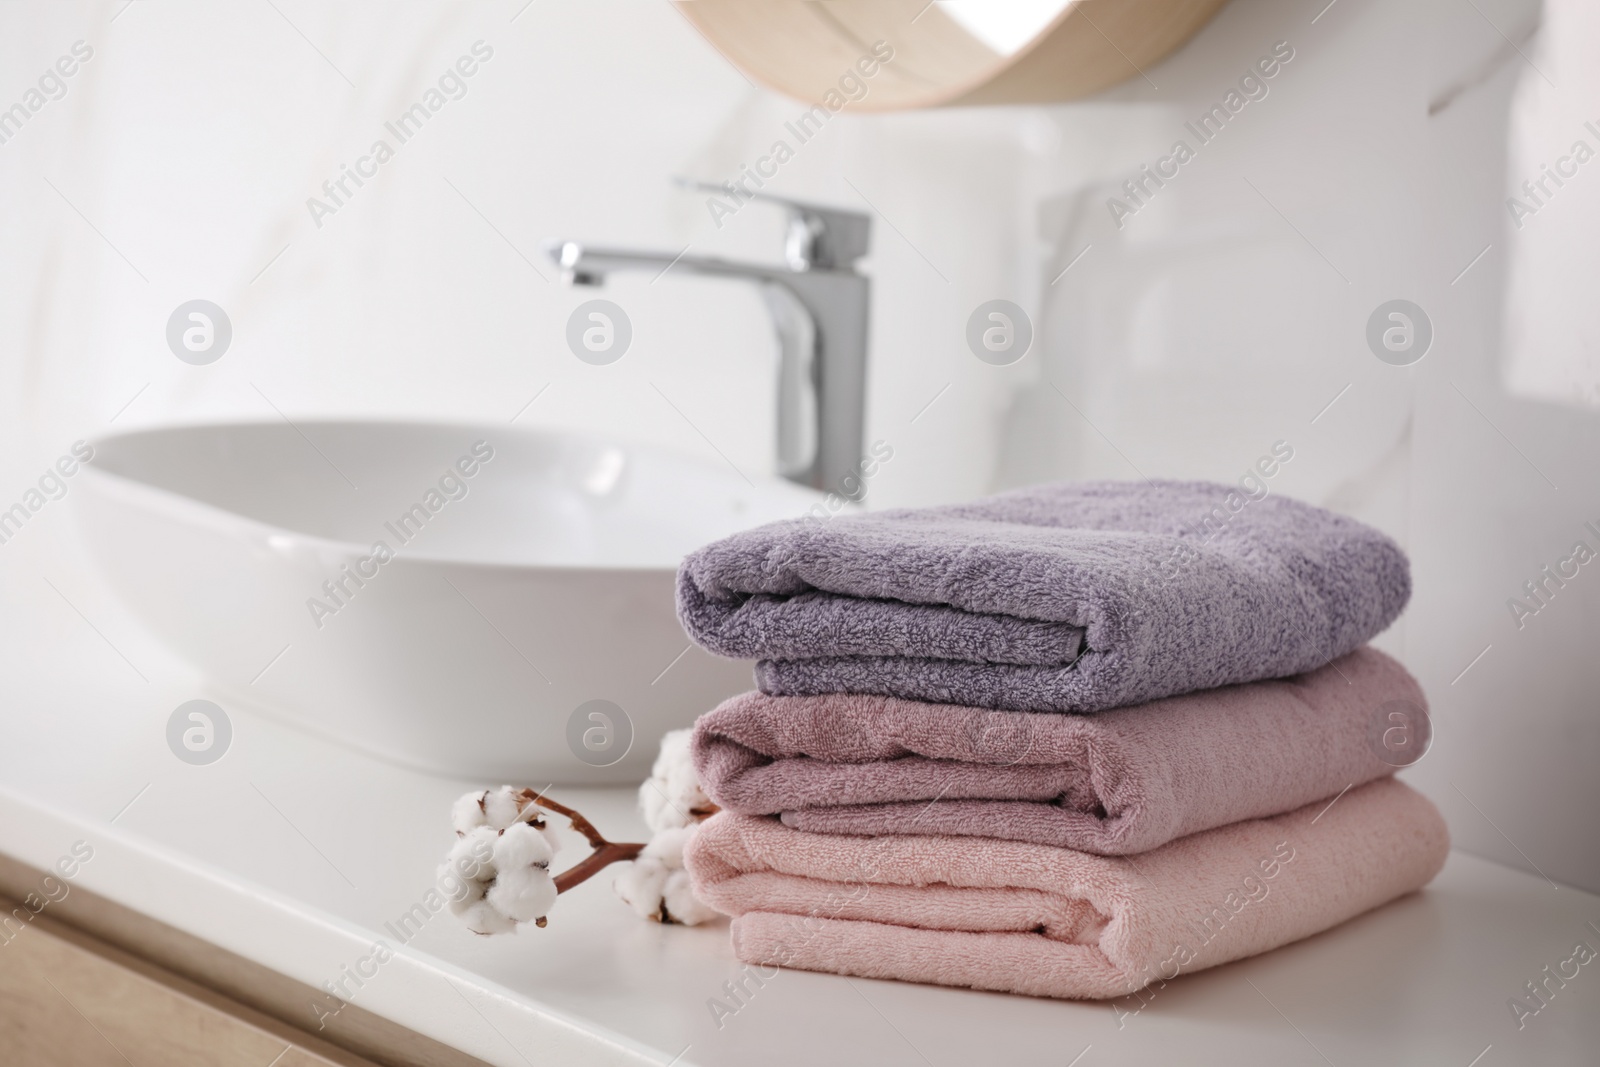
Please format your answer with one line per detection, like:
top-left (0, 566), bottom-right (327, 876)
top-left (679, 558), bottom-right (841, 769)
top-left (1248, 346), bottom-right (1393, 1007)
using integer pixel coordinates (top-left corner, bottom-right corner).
top-left (614, 854), bottom-right (671, 920)
top-left (460, 899), bottom-right (520, 936)
top-left (447, 827), bottom-right (499, 878)
top-left (487, 866), bottom-right (558, 924)
top-left (640, 729), bottom-right (713, 833)
top-left (661, 870), bottom-right (720, 926)
top-left (642, 825), bottom-right (693, 867)
top-left (450, 791), bottom-right (490, 835)
top-left (443, 827), bottom-right (500, 922)
top-left (515, 807), bottom-right (564, 856)
top-left (481, 785), bottom-right (524, 830)
top-left (613, 824), bottom-right (721, 925)
top-left (445, 873), bottom-right (487, 916)
top-left (493, 822), bottom-right (554, 869)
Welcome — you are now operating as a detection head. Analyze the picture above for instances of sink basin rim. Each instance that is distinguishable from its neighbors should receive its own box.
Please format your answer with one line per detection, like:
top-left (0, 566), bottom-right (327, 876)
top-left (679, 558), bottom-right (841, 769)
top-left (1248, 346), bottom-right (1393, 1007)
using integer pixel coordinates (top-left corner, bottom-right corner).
top-left (81, 418), bottom-right (811, 573)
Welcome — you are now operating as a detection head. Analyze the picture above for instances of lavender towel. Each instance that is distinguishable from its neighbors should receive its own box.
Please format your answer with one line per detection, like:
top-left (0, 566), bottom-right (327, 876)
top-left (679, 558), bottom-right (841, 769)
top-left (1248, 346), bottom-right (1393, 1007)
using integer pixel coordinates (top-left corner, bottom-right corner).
top-left (692, 647), bottom-right (1425, 855)
top-left (677, 479), bottom-right (1409, 712)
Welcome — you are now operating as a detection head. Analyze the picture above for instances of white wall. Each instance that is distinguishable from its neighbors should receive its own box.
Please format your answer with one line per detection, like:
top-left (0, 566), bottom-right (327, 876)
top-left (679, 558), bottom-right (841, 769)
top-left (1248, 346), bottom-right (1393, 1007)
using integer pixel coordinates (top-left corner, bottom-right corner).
top-left (2, 0), bottom-right (1595, 889)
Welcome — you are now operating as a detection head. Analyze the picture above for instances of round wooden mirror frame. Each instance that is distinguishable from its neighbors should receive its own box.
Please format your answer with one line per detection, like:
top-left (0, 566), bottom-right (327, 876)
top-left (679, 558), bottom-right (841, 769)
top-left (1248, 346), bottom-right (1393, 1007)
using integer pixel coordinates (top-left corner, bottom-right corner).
top-left (673, 0), bottom-right (1232, 111)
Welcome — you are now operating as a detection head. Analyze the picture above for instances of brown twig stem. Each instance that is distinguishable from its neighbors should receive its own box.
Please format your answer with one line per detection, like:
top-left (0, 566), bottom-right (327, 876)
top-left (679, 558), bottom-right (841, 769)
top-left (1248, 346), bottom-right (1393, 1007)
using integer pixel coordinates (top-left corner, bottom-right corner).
top-left (513, 788), bottom-right (647, 895)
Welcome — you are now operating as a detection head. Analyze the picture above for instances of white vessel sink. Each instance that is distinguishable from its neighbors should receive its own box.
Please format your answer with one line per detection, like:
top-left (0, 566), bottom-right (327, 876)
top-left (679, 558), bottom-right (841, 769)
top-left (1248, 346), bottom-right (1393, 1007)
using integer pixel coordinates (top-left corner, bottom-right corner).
top-left (73, 421), bottom-right (823, 782)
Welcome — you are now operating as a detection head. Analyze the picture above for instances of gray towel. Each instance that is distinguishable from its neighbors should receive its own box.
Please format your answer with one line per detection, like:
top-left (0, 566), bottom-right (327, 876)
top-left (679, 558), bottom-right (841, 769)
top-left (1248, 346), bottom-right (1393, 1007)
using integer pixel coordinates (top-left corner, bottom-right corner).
top-left (675, 479), bottom-right (1409, 712)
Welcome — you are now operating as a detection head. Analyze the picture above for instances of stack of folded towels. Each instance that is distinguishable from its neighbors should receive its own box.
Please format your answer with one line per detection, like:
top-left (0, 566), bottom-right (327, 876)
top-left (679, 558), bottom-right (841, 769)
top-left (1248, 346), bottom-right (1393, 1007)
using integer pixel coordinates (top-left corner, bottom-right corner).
top-left (675, 480), bottom-right (1448, 1001)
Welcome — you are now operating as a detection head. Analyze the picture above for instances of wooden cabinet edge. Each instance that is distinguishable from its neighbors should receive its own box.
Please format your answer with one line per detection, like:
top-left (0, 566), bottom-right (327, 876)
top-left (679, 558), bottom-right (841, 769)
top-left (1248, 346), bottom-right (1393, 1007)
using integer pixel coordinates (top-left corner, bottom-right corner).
top-left (0, 853), bottom-right (492, 1067)
top-left (0, 889), bottom-right (378, 1066)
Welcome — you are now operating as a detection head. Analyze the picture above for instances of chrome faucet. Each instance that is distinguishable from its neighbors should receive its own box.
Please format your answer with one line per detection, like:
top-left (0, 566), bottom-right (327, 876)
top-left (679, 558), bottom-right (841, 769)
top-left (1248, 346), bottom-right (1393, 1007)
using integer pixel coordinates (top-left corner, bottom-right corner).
top-left (547, 184), bottom-right (871, 494)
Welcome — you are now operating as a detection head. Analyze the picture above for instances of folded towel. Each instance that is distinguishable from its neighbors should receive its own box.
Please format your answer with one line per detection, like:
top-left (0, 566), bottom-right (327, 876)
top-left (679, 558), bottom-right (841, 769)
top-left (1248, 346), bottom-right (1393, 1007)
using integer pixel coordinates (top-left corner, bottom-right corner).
top-left (676, 479), bottom-right (1410, 712)
top-left (686, 777), bottom-right (1448, 1001)
top-left (693, 647), bottom-right (1425, 855)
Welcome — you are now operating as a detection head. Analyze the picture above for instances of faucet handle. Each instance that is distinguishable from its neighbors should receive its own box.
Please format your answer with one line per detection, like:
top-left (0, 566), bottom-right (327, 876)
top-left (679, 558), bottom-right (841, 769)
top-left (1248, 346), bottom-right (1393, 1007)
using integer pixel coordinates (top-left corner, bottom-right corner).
top-left (674, 177), bottom-right (870, 272)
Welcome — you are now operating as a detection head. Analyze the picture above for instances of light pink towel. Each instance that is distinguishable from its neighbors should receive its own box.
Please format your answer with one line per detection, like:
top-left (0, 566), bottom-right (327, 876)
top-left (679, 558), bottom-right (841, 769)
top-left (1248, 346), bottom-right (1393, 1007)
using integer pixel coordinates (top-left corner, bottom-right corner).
top-left (686, 777), bottom-right (1448, 1000)
top-left (693, 647), bottom-right (1424, 855)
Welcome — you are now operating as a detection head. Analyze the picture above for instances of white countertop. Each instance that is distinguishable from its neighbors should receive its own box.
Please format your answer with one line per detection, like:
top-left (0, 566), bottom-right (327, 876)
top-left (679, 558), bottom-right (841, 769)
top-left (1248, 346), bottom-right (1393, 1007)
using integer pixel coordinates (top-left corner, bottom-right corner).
top-left (3, 524), bottom-right (1598, 1067)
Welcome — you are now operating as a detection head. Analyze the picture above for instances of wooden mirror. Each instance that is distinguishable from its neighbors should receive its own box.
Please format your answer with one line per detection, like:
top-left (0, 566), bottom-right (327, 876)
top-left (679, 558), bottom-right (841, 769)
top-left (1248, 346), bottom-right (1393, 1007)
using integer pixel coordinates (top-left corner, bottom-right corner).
top-left (674, 0), bottom-right (1231, 111)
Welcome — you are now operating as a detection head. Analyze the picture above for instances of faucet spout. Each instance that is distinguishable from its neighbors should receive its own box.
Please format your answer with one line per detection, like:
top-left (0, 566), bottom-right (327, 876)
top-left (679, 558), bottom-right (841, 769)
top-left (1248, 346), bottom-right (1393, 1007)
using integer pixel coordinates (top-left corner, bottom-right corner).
top-left (544, 220), bottom-right (870, 496)
top-left (549, 241), bottom-right (792, 290)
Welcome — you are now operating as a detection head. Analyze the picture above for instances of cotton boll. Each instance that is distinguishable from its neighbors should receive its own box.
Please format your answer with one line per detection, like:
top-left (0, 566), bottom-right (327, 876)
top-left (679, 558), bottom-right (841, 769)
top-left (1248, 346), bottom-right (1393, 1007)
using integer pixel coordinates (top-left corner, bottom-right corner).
top-left (640, 729), bottom-right (713, 833)
top-left (642, 825), bottom-right (694, 867)
top-left (450, 791), bottom-right (490, 835)
top-left (661, 870), bottom-right (720, 926)
top-left (614, 854), bottom-right (671, 920)
top-left (446, 826), bottom-right (499, 879)
top-left (443, 826), bottom-right (499, 923)
top-left (445, 874), bottom-right (486, 917)
top-left (486, 866), bottom-right (558, 924)
top-left (513, 808), bottom-right (563, 857)
top-left (460, 899), bottom-right (520, 936)
top-left (493, 822), bottom-right (554, 870)
top-left (640, 779), bottom-right (688, 833)
top-left (614, 824), bottom-right (721, 925)
top-left (481, 785), bottom-right (524, 830)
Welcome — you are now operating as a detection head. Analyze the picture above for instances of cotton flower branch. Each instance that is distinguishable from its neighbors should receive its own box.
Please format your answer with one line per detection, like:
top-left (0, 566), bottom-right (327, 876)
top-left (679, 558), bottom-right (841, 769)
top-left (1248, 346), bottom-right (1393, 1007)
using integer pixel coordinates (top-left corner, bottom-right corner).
top-left (442, 729), bottom-right (725, 934)
top-left (445, 784), bottom-right (644, 933)
top-left (509, 788), bottom-right (645, 895)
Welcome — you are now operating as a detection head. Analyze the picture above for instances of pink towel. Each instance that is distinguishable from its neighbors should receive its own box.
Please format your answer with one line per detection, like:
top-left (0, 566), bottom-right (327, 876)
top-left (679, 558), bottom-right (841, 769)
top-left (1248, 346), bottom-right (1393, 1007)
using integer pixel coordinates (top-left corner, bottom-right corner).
top-left (686, 777), bottom-right (1448, 1001)
top-left (693, 647), bottom-right (1424, 855)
